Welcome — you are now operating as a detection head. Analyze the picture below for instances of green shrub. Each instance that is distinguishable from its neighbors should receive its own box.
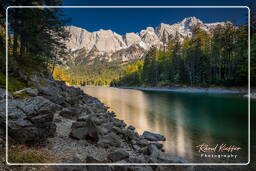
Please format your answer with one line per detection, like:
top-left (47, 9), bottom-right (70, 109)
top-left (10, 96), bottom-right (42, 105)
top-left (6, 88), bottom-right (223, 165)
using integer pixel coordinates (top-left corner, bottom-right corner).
top-left (0, 72), bottom-right (5, 89)
top-left (8, 77), bottom-right (26, 92)
top-left (0, 72), bottom-right (26, 92)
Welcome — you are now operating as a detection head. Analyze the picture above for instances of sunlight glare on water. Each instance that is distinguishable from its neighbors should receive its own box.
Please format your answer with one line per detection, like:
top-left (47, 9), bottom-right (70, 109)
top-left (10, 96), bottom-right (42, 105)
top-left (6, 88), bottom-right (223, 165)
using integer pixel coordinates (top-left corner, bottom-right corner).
top-left (82, 87), bottom-right (250, 163)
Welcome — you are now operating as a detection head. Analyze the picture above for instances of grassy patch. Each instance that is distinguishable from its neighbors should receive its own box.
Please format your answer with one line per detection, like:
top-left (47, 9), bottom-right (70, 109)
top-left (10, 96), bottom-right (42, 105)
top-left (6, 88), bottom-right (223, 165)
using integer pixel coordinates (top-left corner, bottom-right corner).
top-left (8, 145), bottom-right (58, 164)
top-left (8, 77), bottom-right (26, 92)
top-left (0, 72), bottom-right (5, 89)
top-left (0, 72), bottom-right (26, 92)
top-left (0, 143), bottom-right (57, 171)
top-left (39, 78), bottom-right (47, 86)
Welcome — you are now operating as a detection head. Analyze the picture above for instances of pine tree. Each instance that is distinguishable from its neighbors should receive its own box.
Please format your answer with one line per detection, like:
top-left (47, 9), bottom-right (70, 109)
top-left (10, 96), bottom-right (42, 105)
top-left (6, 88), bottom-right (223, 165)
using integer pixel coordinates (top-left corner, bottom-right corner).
top-left (0, 0), bottom-right (70, 76)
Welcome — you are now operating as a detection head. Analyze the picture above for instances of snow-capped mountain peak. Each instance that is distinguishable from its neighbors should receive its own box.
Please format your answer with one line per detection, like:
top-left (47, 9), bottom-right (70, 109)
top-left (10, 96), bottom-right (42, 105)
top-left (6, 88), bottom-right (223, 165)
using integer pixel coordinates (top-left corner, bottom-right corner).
top-left (65, 17), bottom-right (230, 64)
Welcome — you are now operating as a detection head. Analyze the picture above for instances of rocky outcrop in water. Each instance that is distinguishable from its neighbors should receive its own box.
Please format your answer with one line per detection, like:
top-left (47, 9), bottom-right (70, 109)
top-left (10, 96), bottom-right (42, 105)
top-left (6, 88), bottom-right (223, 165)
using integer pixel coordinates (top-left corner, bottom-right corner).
top-left (142, 131), bottom-right (166, 141)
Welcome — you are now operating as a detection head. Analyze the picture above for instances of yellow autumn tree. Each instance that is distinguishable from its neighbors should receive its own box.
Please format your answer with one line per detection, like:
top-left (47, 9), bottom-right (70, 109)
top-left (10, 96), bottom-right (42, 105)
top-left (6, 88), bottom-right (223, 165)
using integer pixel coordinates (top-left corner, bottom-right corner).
top-left (53, 66), bottom-right (71, 83)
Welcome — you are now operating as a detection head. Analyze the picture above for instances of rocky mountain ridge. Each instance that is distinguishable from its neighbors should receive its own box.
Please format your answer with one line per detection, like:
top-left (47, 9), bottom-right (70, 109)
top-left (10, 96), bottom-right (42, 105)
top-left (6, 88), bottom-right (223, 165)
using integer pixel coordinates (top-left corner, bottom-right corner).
top-left (64, 17), bottom-right (229, 64)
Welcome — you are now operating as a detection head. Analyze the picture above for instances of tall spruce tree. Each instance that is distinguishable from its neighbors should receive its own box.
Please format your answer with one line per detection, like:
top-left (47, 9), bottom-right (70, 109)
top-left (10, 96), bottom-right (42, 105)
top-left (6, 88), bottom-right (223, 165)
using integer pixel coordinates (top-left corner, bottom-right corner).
top-left (0, 0), bottom-right (70, 77)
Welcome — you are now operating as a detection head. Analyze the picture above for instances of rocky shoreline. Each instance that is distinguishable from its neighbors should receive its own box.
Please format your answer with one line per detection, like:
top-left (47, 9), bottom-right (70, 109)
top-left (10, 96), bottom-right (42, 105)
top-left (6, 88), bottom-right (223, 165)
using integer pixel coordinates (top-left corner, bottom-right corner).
top-left (115, 86), bottom-right (256, 99)
top-left (0, 75), bottom-right (194, 171)
top-left (116, 86), bottom-right (244, 94)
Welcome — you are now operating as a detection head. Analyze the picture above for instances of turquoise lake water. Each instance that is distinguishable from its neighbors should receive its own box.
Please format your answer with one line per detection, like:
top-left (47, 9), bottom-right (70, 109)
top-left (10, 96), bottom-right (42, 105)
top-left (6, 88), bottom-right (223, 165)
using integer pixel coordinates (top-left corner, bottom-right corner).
top-left (82, 87), bottom-right (255, 163)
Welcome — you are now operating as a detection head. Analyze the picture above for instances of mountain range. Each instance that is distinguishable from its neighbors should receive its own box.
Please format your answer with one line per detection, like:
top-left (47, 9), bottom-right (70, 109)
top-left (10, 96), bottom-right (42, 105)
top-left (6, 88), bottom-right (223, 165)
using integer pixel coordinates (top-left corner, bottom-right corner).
top-left (64, 17), bottom-right (230, 65)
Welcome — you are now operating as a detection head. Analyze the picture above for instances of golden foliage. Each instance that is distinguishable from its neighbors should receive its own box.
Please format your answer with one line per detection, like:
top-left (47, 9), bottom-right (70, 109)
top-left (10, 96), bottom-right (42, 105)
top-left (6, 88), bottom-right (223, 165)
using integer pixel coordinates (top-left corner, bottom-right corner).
top-left (52, 66), bottom-right (70, 83)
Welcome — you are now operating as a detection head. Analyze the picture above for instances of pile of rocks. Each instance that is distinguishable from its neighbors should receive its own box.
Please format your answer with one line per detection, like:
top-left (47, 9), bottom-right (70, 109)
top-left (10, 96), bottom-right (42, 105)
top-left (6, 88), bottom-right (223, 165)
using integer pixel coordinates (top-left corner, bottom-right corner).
top-left (0, 76), bottom-right (193, 171)
top-left (0, 89), bottom-right (58, 144)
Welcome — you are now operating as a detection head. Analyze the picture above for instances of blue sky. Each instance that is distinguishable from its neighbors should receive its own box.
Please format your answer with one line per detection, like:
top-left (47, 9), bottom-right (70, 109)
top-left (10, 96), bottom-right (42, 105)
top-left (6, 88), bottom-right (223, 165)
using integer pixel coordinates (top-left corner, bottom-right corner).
top-left (62, 0), bottom-right (250, 35)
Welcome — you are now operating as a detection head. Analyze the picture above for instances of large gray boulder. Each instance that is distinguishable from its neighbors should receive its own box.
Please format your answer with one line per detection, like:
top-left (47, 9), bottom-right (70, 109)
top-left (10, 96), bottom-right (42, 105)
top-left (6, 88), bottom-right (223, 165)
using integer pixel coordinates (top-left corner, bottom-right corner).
top-left (38, 85), bottom-right (85, 107)
top-left (0, 88), bottom-right (6, 101)
top-left (8, 119), bottom-right (33, 128)
top-left (107, 149), bottom-right (129, 162)
top-left (147, 143), bottom-right (161, 163)
top-left (38, 86), bottom-right (67, 106)
top-left (62, 86), bottom-right (83, 97)
top-left (9, 127), bottom-right (40, 144)
top-left (16, 96), bottom-right (60, 117)
top-left (136, 138), bottom-right (149, 147)
top-left (0, 88), bottom-right (13, 100)
top-left (142, 131), bottom-right (166, 141)
top-left (125, 128), bottom-right (140, 141)
top-left (97, 132), bottom-right (121, 148)
top-left (70, 118), bottom-right (99, 143)
top-left (59, 107), bottom-right (82, 119)
top-left (112, 118), bottom-right (126, 128)
top-left (38, 86), bottom-right (60, 97)
top-left (0, 100), bottom-right (26, 121)
top-left (2, 96), bottom-right (58, 144)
